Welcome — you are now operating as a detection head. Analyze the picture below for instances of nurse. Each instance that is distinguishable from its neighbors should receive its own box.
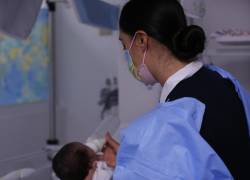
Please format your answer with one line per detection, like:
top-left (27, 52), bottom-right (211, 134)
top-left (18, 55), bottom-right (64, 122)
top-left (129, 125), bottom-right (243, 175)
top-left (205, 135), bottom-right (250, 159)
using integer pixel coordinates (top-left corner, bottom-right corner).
top-left (104, 0), bottom-right (250, 179)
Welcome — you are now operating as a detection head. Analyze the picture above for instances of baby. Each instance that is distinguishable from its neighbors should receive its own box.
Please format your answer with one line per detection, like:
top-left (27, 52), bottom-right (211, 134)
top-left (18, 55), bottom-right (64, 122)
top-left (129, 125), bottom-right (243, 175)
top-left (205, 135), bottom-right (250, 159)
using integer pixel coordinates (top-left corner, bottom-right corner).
top-left (52, 138), bottom-right (113, 180)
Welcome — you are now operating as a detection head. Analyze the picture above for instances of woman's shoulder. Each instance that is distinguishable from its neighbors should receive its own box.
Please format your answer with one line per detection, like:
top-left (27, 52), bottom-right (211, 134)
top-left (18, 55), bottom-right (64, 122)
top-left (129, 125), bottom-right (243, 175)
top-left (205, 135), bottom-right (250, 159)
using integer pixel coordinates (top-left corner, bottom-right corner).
top-left (167, 65), bottom-right (238, 103)
top-left (120, 98), bottom-right (205, 143)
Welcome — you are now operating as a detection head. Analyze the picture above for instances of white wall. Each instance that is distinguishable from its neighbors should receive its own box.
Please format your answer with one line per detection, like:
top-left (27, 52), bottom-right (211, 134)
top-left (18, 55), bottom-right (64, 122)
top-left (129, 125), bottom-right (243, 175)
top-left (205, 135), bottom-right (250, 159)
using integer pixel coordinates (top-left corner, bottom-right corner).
top-left (53, 2), bottom-right (162, 143)
top-left (0, 1), bottom-right (51, 164)
top-left (55, 3), bottom-right (121, 143)
top-left (203, 0), bottom-right (250, 90)
top-left (0, 102), bottom-right (49, 161)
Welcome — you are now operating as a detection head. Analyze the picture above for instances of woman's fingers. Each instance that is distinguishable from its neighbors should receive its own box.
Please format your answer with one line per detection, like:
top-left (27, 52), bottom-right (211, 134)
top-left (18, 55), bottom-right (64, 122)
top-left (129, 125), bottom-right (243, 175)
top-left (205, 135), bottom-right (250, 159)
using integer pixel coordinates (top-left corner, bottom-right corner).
top-left (105, 132), bottom-right (120, 152)
top-left (103, 146), bottom-right (116, 168)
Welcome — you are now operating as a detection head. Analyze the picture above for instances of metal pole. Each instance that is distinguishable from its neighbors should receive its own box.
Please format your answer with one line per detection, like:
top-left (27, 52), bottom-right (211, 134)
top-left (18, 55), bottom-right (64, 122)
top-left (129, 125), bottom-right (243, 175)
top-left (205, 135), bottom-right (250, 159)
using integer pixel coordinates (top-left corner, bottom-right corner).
top-left (47, 0), bottom-right (58, 145)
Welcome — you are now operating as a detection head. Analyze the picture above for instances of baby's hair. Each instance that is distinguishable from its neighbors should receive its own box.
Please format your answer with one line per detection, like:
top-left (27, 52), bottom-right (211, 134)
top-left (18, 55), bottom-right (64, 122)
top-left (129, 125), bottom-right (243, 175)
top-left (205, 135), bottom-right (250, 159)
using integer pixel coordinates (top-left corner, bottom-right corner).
top-left (52, 142), bottom-right (92, 180)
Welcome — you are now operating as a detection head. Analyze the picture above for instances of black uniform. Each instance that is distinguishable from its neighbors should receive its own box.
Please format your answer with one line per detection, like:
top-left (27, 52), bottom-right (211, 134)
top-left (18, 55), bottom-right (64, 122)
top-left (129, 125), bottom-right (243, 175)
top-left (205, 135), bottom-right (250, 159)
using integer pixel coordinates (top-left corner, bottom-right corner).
top-left (166, 66), bottom-right (250, 179)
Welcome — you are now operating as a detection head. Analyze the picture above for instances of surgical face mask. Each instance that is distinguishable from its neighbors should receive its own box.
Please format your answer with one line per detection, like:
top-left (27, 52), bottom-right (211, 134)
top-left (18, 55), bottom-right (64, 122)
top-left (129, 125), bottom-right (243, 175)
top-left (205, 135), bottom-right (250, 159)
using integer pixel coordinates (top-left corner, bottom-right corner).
top-left (123, 34), bottom-right (157, 86)
top-left (124, 49), bottom-right (141, 81)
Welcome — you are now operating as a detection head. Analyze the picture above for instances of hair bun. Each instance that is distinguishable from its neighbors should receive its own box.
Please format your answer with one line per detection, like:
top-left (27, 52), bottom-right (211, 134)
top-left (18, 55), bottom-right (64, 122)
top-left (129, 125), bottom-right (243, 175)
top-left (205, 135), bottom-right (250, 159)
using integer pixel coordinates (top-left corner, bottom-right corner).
top-left (173, 25), bottom-right (206, 61)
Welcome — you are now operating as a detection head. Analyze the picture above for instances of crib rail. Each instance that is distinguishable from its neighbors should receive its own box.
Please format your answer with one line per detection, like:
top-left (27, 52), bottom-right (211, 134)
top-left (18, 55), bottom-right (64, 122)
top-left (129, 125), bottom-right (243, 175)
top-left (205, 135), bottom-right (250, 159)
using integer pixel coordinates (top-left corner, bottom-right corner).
top-left (0, 151), bottom-right (50, 178)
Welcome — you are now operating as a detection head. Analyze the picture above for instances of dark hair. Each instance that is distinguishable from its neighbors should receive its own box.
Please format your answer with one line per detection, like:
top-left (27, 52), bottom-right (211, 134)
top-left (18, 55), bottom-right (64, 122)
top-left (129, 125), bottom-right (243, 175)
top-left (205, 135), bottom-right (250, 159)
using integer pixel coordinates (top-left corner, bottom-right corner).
top-left (52, 142), bottom-right (92, 180)
top-left (120, 0), bottom-right (206, 62)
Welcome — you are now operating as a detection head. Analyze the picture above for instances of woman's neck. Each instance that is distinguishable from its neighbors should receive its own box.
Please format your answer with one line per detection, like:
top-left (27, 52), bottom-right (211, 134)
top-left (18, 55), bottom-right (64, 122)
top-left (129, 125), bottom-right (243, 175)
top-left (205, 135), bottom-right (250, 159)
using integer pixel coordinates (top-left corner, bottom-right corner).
top-left (146, 39), bottom-right (188, 86)
top-left (154, 54), bottom-right (188, 86)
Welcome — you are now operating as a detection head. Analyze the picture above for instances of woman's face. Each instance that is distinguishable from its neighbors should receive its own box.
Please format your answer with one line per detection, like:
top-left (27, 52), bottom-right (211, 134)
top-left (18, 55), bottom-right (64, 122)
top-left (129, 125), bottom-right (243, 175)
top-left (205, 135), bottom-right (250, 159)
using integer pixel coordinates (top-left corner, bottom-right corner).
top-left (119, 31), bottom-right (148, 68)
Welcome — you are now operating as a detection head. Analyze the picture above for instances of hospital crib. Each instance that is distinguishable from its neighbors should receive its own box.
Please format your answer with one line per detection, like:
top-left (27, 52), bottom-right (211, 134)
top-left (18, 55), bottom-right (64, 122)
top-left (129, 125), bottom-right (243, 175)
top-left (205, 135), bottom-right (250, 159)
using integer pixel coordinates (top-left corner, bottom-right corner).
top-left (0, 150), bottom-right (58, 180)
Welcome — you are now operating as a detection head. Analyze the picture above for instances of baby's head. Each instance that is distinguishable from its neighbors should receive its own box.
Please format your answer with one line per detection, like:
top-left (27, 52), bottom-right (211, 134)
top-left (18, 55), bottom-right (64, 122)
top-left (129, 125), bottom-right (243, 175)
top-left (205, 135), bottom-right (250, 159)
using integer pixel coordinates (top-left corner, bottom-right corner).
top-left (52, 142), bottom-right (97, 180)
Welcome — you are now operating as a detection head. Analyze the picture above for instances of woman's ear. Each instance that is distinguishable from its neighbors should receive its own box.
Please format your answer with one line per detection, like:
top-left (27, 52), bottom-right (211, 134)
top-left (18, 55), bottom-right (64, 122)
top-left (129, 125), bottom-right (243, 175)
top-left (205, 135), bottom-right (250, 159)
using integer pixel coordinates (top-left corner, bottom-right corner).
top-left (135, 31), bottom-right (149, 52)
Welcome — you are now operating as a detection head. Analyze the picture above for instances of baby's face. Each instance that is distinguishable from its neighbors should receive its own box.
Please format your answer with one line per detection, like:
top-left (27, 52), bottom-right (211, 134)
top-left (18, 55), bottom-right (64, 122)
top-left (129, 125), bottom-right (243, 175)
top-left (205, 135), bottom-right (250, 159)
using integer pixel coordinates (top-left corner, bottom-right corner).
top-left (84, 165), bottom-right (97, 180)
top-left (80, 145), bottom-right (98, 180)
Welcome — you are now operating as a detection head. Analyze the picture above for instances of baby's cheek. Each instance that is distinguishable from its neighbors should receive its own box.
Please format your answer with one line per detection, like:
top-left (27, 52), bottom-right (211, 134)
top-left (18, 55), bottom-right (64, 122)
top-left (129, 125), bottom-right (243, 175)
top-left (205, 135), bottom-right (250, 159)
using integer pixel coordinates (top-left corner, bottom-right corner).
top-left (85, 168), bottom-right (96, 180)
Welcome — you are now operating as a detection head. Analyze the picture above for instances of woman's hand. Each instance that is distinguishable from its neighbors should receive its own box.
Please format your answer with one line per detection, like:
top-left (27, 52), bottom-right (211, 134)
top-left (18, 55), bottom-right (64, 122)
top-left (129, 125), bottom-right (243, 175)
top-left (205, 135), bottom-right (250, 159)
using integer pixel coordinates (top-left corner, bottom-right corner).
top-left (105, 132), bottom-right (120, 152)
top-left (103, 146), bottom-right (116, 168)
top-left (103, 132), bottom-right (120, 168)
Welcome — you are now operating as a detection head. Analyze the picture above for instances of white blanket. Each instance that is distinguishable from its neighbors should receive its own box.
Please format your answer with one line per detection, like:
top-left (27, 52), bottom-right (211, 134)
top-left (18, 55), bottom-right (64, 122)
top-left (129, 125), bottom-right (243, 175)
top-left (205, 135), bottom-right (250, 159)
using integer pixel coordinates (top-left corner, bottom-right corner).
top-left (92, 161), bottom-right (113, 180)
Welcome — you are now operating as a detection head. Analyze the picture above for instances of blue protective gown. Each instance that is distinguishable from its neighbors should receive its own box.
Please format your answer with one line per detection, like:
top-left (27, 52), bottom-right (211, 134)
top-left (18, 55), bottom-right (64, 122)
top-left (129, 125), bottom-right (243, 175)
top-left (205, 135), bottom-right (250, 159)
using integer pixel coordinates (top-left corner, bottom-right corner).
top-left (207, 65), bottom-right (250, 136)
top-left (113, 65), bottom-right (250, 180)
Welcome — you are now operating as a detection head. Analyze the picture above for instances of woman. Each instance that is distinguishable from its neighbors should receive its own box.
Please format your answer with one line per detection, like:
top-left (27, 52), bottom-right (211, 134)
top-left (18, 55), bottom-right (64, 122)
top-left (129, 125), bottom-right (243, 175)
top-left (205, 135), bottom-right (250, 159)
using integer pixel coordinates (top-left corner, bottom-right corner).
top-left (104, 0), bottom-right (250, 179)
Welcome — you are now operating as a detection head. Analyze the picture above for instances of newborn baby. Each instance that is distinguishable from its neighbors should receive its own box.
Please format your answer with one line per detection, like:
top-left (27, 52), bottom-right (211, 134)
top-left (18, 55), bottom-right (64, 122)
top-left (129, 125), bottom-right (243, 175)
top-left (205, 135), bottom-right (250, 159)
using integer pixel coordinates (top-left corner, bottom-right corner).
top-left (52, 138), bottom-right (113, 180)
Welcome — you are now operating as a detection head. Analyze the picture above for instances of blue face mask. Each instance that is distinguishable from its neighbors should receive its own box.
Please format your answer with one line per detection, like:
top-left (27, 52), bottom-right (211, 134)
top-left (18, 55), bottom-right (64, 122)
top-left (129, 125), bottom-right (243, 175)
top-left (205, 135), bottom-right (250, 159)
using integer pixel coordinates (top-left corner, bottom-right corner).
top-left (123, 49), bottom-right (141, 81)
top-left (123, 33), bottom-right (157, 85)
